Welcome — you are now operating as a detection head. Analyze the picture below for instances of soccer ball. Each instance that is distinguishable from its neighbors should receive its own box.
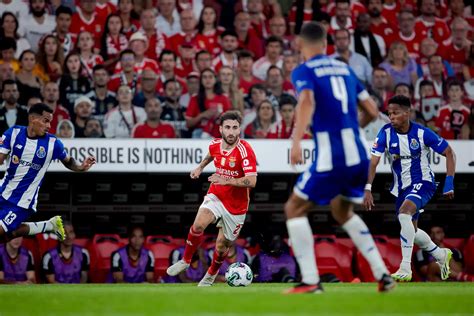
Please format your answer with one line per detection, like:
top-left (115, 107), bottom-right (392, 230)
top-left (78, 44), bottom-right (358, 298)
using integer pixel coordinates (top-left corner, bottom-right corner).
top-left (225, 262), bottom-right (253, 287)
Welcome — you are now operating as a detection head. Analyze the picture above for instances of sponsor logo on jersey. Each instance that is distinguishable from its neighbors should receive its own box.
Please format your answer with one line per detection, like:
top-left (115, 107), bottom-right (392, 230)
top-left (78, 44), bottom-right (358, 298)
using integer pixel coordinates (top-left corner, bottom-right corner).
top-left (410, 139), bottom-right (420, 150)
top-left (15, 144), bottom-right (23, 150)
top-left (391, 143), bottom-right (398, 148)
top-left (216, 167), bottom-right (239, 177)
top-left (36, 146), bottom-right (46, 159)
top-left (229, 157), bottom-right (236, 168)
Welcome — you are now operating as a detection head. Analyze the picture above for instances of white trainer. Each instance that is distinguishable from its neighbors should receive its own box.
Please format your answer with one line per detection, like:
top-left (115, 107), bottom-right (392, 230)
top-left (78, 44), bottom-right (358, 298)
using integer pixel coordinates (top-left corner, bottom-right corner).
top-left (391, 268), bottom-right (412, 282)
top-left (166, 259), bottom-right (190, 276)
top-left (198, 272), bottom-right (217, 287)
top-left (438, 248), bottom-right (453, 281)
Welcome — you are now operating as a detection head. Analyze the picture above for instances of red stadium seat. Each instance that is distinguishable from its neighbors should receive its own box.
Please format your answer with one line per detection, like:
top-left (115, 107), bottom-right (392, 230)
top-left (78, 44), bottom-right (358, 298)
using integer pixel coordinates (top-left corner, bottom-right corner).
top-left (356, 237), bottom-right (402, 282)
top-left (313, 235), bottom-right (354, 282)
top-left (443, 238), bottom-right (465, 251)
top-left (147, 240), bottom-right (178, 279)
top-left (463, 235), bottom-right (474, 274)
top-left (88, 234), bottom-right (124, 283)
top-left (74, 238), bottom-right (90, 248)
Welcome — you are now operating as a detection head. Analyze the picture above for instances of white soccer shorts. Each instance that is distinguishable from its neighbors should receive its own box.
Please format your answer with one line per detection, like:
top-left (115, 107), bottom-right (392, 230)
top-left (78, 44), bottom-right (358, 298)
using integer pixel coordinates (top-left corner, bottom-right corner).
top-left (199, 194), bottom-right (245, 241)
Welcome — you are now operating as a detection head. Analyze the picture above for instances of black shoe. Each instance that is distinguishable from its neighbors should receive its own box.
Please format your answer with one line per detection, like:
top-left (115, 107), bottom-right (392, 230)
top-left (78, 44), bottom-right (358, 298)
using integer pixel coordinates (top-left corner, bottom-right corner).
top-left (283, 282), bottom-right (324, 294)
top-left (378, 274), bottom-right (396, 293)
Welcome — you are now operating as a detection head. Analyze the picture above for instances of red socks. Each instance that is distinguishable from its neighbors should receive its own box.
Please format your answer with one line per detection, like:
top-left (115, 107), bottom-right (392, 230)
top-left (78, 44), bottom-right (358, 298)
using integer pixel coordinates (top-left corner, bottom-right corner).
top-left (208, 248), bottom-right (229, 275)
top-left (183, 226), bottom-right (204, 263)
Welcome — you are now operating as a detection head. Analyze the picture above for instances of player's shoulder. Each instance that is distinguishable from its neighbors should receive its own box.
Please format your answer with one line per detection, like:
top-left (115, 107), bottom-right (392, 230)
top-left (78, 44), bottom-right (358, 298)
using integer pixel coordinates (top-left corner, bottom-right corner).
top-left (380, 122), bottom-right (392, 132)
top-left (209, 138), bottom-right (222, 146)
top-left (237, 139), bottom-right (254, 158)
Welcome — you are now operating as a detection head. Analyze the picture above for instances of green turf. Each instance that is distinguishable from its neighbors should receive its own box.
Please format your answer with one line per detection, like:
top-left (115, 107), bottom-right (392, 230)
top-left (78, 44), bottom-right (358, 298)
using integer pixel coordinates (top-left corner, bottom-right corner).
top-left (0, 283), bottom-right (472, 316)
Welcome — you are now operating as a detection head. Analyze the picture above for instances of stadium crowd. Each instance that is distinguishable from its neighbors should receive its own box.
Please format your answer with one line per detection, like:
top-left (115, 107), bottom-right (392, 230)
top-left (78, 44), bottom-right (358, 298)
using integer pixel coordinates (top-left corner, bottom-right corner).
top-left (0, 0), bottom-right (473, 140)
top-left (1, 223), bottom-right (473, 284)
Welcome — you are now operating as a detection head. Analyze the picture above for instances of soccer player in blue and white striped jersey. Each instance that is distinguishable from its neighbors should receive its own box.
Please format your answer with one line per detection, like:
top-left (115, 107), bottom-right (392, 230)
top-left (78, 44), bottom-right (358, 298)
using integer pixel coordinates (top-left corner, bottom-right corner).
top-left (0, 103), bottom-right (95, 243)
top-left (283, 22), bottom-right (395, 294)
top-left (364, 95), bottom-right (456, 282)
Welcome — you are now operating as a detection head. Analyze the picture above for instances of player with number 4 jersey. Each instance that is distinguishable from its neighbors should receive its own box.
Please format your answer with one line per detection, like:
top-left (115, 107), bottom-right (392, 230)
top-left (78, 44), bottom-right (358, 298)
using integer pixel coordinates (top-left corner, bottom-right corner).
top-left (167, 111), bottom-right (257, 287)
top-left (284, 22), bottom-right (395, 295)
top-left (364, 95), bottom-right (456, 282)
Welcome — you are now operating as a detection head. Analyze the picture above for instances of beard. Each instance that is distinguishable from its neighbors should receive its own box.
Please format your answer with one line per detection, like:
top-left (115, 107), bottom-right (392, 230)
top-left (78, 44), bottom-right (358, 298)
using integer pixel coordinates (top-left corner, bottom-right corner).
top-left (32, 8), bottom-right (46, 17)
top-left (223, 134), bottom-right (238, 145)
top-left (86, 129), bottom-right (102, 138)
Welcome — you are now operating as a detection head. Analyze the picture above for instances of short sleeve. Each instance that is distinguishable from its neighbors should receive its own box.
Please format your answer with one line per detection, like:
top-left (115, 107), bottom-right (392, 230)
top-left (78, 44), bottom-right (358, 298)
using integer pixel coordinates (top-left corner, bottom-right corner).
top-left (242, 143), bottom-right (257, 176)
top-left (81, 249), bottom-right (90, 271)
top-left (0, 127), bottom-right (13, 155)
top-left (291, 65), bottom-right (314, 95)
top-left (423, 127), bottom-right (448, 154)
top-left (111, 251), bottom-right (122, 272)
top-left (146, 251), bottom-right (155, 272)
top-left (185, 97), bottom-right (200, 117)
top-left (371, 127), bottom-right (388, 157)
top-left (53, 138), bottom-right (68, 161)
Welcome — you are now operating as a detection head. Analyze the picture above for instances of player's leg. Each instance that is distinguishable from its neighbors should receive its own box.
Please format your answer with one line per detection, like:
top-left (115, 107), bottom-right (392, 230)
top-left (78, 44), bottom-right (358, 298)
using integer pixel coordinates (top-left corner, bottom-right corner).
top-left (413, 220), bottom-right (452, 281)
top-left (283, 194), bottom-right (323, 294)
top-left (331, 196), bottom-right (395, 292)
top-left (198, 228), bottom-right (232, 287)
top-left (167, 206), bottom-right (216, 276)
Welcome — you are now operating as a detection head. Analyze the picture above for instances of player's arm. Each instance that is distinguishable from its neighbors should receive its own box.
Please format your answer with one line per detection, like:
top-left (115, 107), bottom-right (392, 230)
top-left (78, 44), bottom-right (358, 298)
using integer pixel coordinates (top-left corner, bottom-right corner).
top-left (364, 128), bottom-right (387, 211)
top-left (291, 89), bottom-right (314, 165)
top-left (190, 152), bottom-right (213, 179)
top-left (0, 153), bottom-right (8, 165)
top-left (358, 96), bottom-right (379, 128)
top-left (61, 155), bottom-right (96, 172)
top-left (441, 145), bottom-right (456, 199)
top-left (111, 252), bottom-right (125, 283)
top-left (208, 174), bottom-right (257, 188)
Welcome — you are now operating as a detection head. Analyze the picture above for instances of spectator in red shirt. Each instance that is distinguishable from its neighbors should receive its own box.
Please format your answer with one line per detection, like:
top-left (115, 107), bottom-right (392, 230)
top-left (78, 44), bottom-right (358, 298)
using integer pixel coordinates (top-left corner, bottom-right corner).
top-left (41, 81), bottom-right (70, 135)
top-left (212, 30), bottom-right (239, 73)
top-left (237, 50), bottom-right (261, 95)
top-left (462, 45), bottom-right (474, 81)
top-left (440, 18), bottom-right (471, 79)
top-left (329, 0), bottom-right (353, 34)
top-left (234, 11), bottom-right (264, 59)
top-left (195, 50), bottom-right (213, 73)
top-left (76, 31), bottom-right (104, 81)
top-left (367, 0), bottom-right (394, 38)
top-left (185, 68), bottom-right (231, 138)
top-left (247, 0), bottom-right (269, 39)
top-left (70, 0), bottom-right (105, 48)
top-left (95, 0), bottom-right (116, 21)
top-left (288, 0), bottom-right (322, 36)
top-left (132, 98), bottom-right (176, 138)
top-left (108, 49), bottom-right (140, 94)
top-left (175, 42), bottom-right (196, 78)
top-left (268, 16), bottom-right (292, 51)
top-left (115, 32), bottom-right (160, 75)
top-left (197, 6), bottom-right (224, 57)
top-left (139, 9), bottom-right (168, 61)
top-left (446, 0), bottom-right (474, 27)
top-left (117, 0), bottom-right (141, 38)
top-left (37, 34), bottom-right (64, 83)
top-left (415, 0), bottom-right (451, 45)
top-left (386, 9), bottom-right (423, 60)
top-left (169, 9), bottom-right (206, 55)
top-left (435, 80), bottom-right (471, 139)
top-left (100, 13), bottom-right (129, 73)
top-left (244, 99), bottom-right (280, 139)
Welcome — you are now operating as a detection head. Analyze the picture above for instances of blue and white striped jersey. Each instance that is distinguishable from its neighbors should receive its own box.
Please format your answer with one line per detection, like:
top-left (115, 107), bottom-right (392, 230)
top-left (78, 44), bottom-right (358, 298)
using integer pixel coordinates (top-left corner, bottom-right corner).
top-left (371, 122), bottom-right (448, 197)
top-left (0, 126), bottom-right (67, 211)
top-left (292, 54), bottom-right (371, 172)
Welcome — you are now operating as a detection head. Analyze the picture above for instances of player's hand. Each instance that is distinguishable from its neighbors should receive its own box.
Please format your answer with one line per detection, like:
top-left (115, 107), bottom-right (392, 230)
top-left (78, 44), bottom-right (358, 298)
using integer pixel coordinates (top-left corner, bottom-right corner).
top-left (190, 167), bottom-right (203, 179)
top-left (208, 173), bottom-right (227, 185)
top-left (290, 142), bottom-right (303, 165)
top-left (363, 190), bottom-right (375, 211)
top-left (81, 156), bottom-right (96, 171)
top-left (442, 175), bottom-right (454, 200)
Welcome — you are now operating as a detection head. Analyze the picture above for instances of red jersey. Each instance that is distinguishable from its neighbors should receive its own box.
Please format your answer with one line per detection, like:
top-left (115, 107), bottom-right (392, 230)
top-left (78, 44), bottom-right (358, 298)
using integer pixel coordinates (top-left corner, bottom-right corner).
top-left (381, 3), bottom-right (400, 29)
top-left (386, 31), bottom-right (423, 60)
top-left (239, 76), bottom-right (262, 94)
top-left (207, 139), bottom-right (257, 215)
top-left (288, 6), bottom-right (313, 27)
top-left (439, 43), bottom-right (468, 78)
top-left (169, 32), bottom-right (207, 56)
top-left (200, 28), bottom-right (225, 57)
top-left (51, 105), bottom-right (71, 135)
top-left (327, 1), bottom-right (366, 19)
top-left (108, 72), bottom-right (139, 93)
top-left (415, 18), bottom-right (450, 45)
top-left (142, 30), bottom-right (168, 61)
top-left (114, 58), bottom-right (160, 75)
top-left (435, 104), bottom-right (470, 139)
top-left (185, 94), bottom-right (231, 137)
top-left (132, 121), bottom-right (176, 138)
top-left (175, 58), bottom-right (195, 78)
top-left (80, 54), bottom-right (104, 79)
top-left (370, 18), bottom-right (395, 38)
top-left (238, 30), bottom-right (264, 59)
top-left (95, 2), bottom-right (116, 21)
top-left (244, 121), bottom-right (283, 139)
top-left (212, 53), bottom-right (238, 73)
top-left (122, 20), bottom-right (141, 39)
top-left (70, 9), bottom-right (105, 48)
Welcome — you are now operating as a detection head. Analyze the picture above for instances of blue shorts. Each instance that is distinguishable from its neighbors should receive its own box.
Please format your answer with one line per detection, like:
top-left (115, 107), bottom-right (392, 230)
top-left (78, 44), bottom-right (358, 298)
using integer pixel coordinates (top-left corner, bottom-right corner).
top-left (395, 181), bottom-right (436, 221)
top-left (294, 161), bottom-right (369, 205)
top-left (0, 197), bottom-right (34, 233)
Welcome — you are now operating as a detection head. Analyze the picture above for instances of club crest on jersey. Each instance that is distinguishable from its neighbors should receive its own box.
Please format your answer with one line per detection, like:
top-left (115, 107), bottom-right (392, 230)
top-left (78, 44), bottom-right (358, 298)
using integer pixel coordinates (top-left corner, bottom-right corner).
top-left (410, 139), bottom-right (420, 150)
top-left (36, 146), bottom-right (46, 159)
top-left (229, 157), bottom-right (236, 168)
top-left (221, 157), bottom-right (226, 166)
top-left (12, 155), bottom-right (19, 164)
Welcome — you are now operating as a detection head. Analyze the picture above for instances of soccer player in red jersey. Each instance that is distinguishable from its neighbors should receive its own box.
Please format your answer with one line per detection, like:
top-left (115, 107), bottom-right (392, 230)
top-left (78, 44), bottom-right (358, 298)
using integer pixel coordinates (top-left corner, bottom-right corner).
top-left (166, 111), bottom-right (257, 286)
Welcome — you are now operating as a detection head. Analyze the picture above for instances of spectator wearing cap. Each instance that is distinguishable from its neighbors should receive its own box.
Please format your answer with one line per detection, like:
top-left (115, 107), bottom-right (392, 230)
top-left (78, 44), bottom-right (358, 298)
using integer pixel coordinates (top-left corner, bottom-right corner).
top-left (132, 98), bottom-right (176, 138)
top-left (252, 36), bottom-right (283, 81)
top-left (161, 78), bottom-right (191, 138)
top-left (52, 6), bottom-right (73, 56)
top-left (169, 9), bottom-right (206, 55)
top-left (351, 13), bottom-right (385, 67)
top-left (175, 41), bottom-right (196, 78)
top-left (0, 12), bottom-right (31, 59)
top-left (155, 0), bottom-right (181, 37)
top-left (195, 50), bottom-right (213, 73)
top-left (104, 85), bottom-right (146, 138)
top-left (139, 9), bottom-right (168, 61)
top-left (0, 0), bottom-right (29, 21)
top-left (237, 50), bottom-right (262, 95)
top-left (73, 96), bottom-right (94, 138)
top-left (0, 37), bottom-right (19, 73)
top-left (114, 32), bottom-right (159, 75)
top-left (83, 117), bottom-right (104, 138)
top-left (70, 0), bottom-right (106, 49)
top-left (156, 50), bottom-right (187, 95)
top-left (234, 11), bottom-right (264, 59)
top-left (59, 52), bottom-right (92, 113)
top-left (133, 68), bottom-right (161, 108)
top-left (108, 49), bottom-right (140, 94)
top-left (331, 29), bottom-right (372, 87)
top-left (22, 0), bottom-right (56, 52)
top-left (42, 81), bottom-right (70, 134)
top-left (85, 64), bottom-right (117, 123)
top-left (179, 72), bottom-right (199, 109)
top-left (56, 119), bottom-right (75, 139)
top-left (212, 30), bottom-right (239, 73)
top-left (0, 80), bottom-right (28, 135)
top-left (117, 0), bottom-right (141, 38)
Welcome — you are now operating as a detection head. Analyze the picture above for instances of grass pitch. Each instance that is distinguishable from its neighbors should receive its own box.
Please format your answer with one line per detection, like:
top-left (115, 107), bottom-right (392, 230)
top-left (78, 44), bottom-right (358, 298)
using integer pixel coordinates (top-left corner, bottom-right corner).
top-left (0, 283), bottom-right (472, 316)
